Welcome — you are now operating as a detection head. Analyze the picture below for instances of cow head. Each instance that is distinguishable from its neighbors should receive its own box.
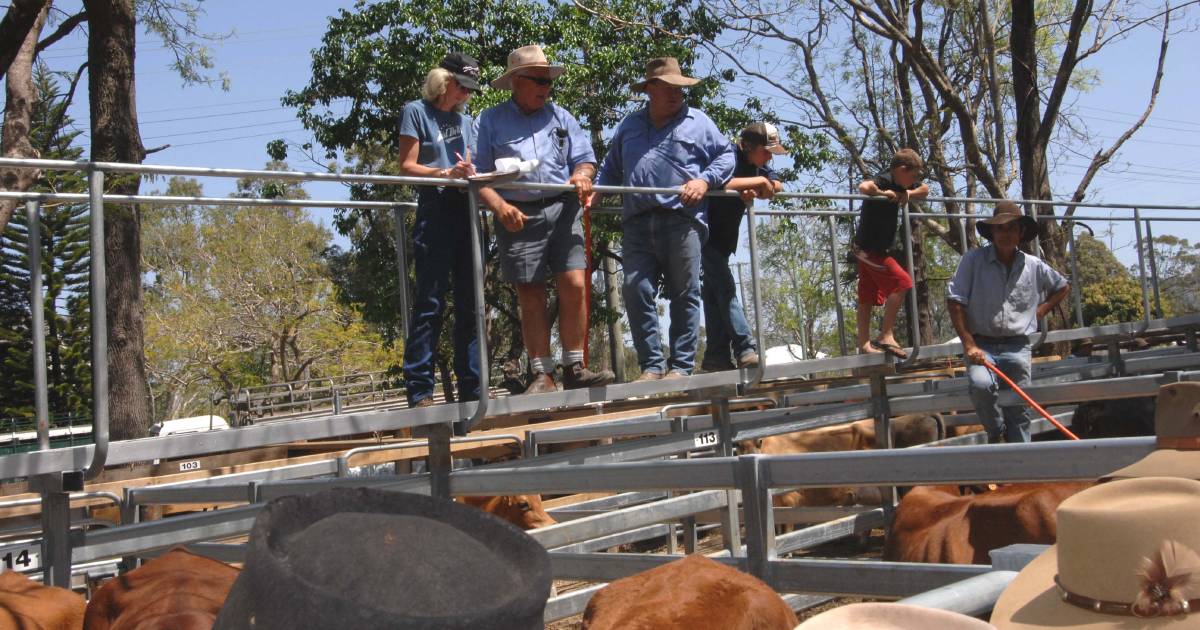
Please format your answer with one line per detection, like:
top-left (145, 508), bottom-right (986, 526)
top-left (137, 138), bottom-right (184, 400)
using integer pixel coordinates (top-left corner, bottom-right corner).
top-left (498, 494), bottom-right (557, 530)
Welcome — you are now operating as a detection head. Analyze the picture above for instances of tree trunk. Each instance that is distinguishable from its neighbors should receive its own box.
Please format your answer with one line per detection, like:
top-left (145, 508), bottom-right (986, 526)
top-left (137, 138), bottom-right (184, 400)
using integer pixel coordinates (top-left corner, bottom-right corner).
top-left (0, 2), bottom-right (48, 238)
top-left (0, 0), bottom-right (50, 85)
top-left (84, 0), bottom-right (150, 440)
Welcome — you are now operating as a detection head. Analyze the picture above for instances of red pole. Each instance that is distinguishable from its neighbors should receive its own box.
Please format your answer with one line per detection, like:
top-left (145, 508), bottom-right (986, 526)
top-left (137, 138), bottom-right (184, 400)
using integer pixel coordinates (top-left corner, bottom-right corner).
top-left (983, 361), bottom-right (1080, 440)
top-left (582, 200), bottom-right (592, 366)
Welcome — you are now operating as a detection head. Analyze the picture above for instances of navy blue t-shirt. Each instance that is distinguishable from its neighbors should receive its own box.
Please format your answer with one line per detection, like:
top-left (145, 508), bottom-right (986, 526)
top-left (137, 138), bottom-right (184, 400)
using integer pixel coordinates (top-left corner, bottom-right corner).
top-left (398, 99), bottom-right (475, 170)
top-left (706, 147), bottom-right (778, 255)
top-left (855, 170), bottom-right (921, 254)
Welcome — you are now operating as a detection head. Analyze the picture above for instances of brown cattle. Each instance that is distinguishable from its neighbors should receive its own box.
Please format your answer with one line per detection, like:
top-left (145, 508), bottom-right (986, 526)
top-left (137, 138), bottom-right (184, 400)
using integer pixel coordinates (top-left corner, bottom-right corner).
top-left (458, 494), bottom-right (556, 530)
top-left (0, 570), bottom-right (85, 630)
top-left (582, 555), bottom-right (797, 630)
top-left (739, 415), bottom-right (942, 512)
top-left (84, 546), bottom-right (239, 630)
top-left (883, 482), bottom-right (1092, 564)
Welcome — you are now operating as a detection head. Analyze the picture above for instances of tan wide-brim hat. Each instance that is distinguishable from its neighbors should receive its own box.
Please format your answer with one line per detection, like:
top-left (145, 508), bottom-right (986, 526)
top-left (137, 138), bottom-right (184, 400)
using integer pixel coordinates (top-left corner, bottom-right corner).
top-left (1102, 382), bottom-right (1200, 482)
top-left (631, 57), bottom-right (700, 92)
top-left (991, 477), bottom-right (1200, 629)
top-left (796, 603), bottom-right (995, 629)
top-left (490, 44), bottom-right (564, 90)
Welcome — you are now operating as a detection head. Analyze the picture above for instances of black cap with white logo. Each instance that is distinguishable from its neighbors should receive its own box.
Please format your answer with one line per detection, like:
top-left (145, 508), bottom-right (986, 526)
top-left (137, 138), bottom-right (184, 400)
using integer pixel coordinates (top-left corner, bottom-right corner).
top-left (440, 52), bottom-right (482, 92)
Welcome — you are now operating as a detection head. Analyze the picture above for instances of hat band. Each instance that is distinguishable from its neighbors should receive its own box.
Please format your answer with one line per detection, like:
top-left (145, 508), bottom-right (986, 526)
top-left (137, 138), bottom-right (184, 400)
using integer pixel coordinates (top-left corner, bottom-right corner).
top-left (1054, 575), bottom-right (1196, 618)
top-left (1157, 436), bottom-right (1200, 450)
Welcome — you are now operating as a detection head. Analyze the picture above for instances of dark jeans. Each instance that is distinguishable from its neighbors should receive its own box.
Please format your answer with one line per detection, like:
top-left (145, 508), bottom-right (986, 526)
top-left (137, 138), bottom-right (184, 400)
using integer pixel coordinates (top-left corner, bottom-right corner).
top-left (622, 210), bottom-right (703, 375)
top-left (700, 244), bottom-right (755, 366)
top-left (403, 188), bottom-right (481, 405)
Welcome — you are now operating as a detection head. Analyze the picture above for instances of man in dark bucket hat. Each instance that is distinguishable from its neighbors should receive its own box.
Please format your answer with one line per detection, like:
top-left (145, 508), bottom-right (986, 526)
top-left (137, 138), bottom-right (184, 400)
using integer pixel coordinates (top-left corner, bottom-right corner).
top-left (947, 201), bottom-right (1070, 444)
top-left (213, 487), bottom-right (552, 630)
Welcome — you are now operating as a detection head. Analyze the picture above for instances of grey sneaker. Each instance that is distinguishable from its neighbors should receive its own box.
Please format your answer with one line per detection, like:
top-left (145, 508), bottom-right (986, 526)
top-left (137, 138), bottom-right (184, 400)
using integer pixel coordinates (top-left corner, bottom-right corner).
top-left (562, 362), bottom-right (615, 389)
top-left (523, 372), bottom-right (557, 395)
top-left (633, 370), bottom-right (663, 382)
top-left (737, 351), bottom-right (760, 368)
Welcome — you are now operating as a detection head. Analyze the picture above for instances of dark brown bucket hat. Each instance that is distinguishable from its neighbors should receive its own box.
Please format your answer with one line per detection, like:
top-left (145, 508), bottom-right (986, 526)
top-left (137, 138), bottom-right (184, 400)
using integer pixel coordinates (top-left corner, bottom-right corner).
top-left (977, 200), bottom-right (1038, 243)
top-left (212, 487), bottom-right (552, 630)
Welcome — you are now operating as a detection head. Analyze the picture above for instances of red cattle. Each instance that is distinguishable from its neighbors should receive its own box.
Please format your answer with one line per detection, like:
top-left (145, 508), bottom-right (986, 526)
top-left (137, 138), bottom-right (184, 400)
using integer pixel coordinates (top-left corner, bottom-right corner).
top-left (582, 555), bottom-right (797, 630)
top-left (0, 570), bottom-right (85, 630)
top-left (84, 546), bottom-right (239, 630)
top-left (883, 482), bottom-right (1092, 564)
top-left (458, 494), bottom-right (557, 530)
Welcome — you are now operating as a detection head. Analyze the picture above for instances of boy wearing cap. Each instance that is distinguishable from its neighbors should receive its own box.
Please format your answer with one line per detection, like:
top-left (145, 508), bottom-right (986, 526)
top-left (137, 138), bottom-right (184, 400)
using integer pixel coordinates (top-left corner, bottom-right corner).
top-left (474, 45), bottom-right (614, 394)
top-left (398, 52), bottom-right (482, 408)
top-left (854, 148), bottom-right (929, 360)
top-left (699, 122), bottom-right (785, 372)
top-left (947, 201), bottom-right (1070, 443)
top-left (596, 57), bottom-right (735, 380)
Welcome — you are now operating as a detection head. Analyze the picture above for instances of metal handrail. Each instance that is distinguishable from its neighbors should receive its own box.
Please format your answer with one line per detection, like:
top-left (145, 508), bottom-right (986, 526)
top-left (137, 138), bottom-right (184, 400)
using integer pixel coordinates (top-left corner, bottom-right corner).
top-left (335, 434), bottom-right (523, 477)
top-left (657, 397), bottom-right (777, 423)
top-left (0, 491), bottom-right (122, 512)
top-left (85, 168), bottom-right (108, 481)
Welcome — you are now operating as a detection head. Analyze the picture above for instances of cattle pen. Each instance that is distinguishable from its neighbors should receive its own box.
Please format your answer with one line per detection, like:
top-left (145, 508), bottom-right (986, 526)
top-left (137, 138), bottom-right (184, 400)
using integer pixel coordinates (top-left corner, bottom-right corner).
top-left (1, 156), bottom-right (1199, 624)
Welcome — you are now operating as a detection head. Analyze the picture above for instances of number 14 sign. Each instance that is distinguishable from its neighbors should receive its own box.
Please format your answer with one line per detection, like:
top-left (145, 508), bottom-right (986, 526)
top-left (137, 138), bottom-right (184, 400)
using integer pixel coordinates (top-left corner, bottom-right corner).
top-left (0, 542), bottom-right (41, 572)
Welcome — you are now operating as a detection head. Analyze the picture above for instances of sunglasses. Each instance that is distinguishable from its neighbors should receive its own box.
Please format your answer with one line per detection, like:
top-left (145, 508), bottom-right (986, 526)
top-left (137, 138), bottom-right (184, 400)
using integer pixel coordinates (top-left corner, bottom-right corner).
top-left (518, 75), bottom-right (555, 87)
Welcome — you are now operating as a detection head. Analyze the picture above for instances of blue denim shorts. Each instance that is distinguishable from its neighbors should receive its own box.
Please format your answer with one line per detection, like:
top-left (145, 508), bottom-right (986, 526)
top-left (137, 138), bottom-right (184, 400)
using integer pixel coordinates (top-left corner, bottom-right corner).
top-left (494, 194), bottom-right (587, 283)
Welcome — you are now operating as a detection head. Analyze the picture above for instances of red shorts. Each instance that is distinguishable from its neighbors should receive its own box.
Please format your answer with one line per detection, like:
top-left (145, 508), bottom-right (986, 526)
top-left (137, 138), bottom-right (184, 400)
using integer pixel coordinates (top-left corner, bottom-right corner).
top-left (857, 252), bottom-right (913, 306)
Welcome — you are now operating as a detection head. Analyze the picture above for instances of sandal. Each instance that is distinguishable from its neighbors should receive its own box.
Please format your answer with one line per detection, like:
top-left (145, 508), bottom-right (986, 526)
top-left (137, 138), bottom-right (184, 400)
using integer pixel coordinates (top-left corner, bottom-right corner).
top-left (870, 340), bottom-right (909, 360)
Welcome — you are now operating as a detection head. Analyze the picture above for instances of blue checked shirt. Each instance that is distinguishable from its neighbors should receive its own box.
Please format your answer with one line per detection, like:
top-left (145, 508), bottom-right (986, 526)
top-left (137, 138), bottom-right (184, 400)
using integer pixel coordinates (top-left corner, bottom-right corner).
top-left (947, 245), bottom-right (1069, 338)
top-left (595, 106), bottom-right (735, 227)
top-left (473, 100), bottom-right (595, 202)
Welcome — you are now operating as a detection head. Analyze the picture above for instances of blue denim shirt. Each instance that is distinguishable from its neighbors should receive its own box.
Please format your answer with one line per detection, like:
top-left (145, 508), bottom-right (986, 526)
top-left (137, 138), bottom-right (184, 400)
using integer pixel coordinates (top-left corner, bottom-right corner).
top-left (947, 245), bottom-right (1068, 337)
top-left (473, 100), bottom-right (595, 202)
top-left (595, 106), bottom-right (735, 227)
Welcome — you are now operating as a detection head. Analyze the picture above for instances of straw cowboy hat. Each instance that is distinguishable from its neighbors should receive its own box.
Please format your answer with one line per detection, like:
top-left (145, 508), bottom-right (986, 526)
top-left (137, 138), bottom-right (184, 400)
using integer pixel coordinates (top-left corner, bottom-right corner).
top-left (991, 476), bottom-right (1200, 628)
top-left (796, 603), bottom-right (995, 629)
top-left (490, 45), bottom-right (564, 90)
top-left (977, 200), bottom-right (1038, 243)
top-left (213, 487), bottom-right (552, 630)
top-left (631, 57), bottom-right (701, 92)
top-left (1101, 381), bottom-right (1200, 482)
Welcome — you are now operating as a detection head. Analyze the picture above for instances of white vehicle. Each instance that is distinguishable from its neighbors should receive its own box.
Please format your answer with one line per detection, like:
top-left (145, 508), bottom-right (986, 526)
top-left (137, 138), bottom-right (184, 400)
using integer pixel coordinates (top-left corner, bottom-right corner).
top-left (148, 415), bottom-right (230, 437)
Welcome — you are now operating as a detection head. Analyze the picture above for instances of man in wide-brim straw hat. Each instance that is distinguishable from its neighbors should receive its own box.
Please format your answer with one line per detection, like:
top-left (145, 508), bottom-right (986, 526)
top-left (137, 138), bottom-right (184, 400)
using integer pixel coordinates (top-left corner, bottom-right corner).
top-left (474, 44), bottom-right (614, 394)
top-left (595, 57), bottom-right (734, 381)
top-left (1099, 381), bottom-right (1200, 482)
top-left (991, 476), bottom-right (1200, 628)
top-left (946, 200), bottom-right (1070, 443)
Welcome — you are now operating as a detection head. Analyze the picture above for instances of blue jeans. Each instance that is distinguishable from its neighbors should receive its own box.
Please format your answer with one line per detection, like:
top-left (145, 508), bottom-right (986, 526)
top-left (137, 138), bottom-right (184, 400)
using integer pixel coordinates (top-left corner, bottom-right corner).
top-left (966, 336), bottom-right (1032, 443)
top-left (622, 211), bottom-right (703, 375)
top-left (403, 188), bottom-right (481, 405)
top-left (700, 243), bottom-right (755, 366)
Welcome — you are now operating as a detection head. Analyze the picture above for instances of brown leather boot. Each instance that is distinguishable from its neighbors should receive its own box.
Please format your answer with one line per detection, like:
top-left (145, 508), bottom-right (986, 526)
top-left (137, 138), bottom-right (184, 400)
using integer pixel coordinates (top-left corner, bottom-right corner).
top-left (561, 362), bottom-right (615, 389)
top-left (523, 372), bottom-right (557, 395)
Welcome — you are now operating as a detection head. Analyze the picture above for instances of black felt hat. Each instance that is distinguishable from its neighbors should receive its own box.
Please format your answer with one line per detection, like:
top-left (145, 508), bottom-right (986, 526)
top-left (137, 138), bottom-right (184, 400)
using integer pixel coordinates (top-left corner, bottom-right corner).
top-left (212, 487), bottom-right (551, 630)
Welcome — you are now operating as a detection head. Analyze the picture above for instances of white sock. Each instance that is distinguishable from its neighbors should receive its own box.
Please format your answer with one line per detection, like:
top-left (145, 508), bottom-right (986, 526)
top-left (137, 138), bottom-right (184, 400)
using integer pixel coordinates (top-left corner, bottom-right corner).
top-left (530, 356), bottom-right (556, 375)
top-left (562, 350), bottom-right (584, 366)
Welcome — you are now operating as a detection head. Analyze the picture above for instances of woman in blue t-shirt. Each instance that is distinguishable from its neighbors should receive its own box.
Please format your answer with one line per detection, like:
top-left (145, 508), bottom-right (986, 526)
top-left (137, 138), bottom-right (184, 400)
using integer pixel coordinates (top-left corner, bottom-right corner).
top-left (397, 52), bottom-right (483, 408)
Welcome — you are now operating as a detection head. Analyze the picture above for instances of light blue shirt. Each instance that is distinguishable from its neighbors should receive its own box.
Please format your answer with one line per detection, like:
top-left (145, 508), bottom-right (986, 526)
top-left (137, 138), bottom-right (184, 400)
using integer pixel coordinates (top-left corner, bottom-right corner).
top-left (398, 99), bottom-right (474, 170)
top-left (947, 245), bottom-right (1069, 338)
top-left (595, 106), bottom-right (735, 226)
top-left (473, 100), bottom-right (595, 202)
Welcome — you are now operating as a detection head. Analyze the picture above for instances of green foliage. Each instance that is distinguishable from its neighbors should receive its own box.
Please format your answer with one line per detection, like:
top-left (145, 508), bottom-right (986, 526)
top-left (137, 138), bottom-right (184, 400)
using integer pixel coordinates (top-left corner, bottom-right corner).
top-left (0, 67), bottom-right (93, 422)
top-left (1149, 235), bottom-right (1200, 316)
top-left (142, 170), bottom-right (403, 420)
top-left (1082, 276), bottom-right (1143, 326)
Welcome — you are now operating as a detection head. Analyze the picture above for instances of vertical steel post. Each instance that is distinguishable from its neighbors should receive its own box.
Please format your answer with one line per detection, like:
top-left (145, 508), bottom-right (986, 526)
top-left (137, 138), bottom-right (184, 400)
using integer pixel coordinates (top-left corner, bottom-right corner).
top-left (1028, 202), bottom-right (1042, 258)
top-left (957, 212), bottom-right (969, 254)
top-left (1067, 222), bottom-right (1084, 328)
top-left (391, 205), bottom-right (412, 341)
top-left (899, 202), bottom-right (920, 361)
top-left (1144, 220), bottom-right (1163, 318)
top-left (460, 182), bottom-right (490, 432)
top-left (827, 214), bottom-right (848, 356)
top-left (27, 200), bottom-right (50, 450)
top-left (85, 168), bottom-right (109, 479)
top-left (426, 422), bottom-right (453, 500)
top-left (710, 396), bottom-right (741, 555)
top-left (39, 483), bottom-right (71, 587)
top-left (1132, 208), bottom-right (1151, 325)
top-left (744, 204), bottom-right (766, 387)
top-left (602, 250), bottom-right (625, 383)
top-left (869, 372), bottom-right (897, 512)
top-left (737, 455), bottom-right (775, 584)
